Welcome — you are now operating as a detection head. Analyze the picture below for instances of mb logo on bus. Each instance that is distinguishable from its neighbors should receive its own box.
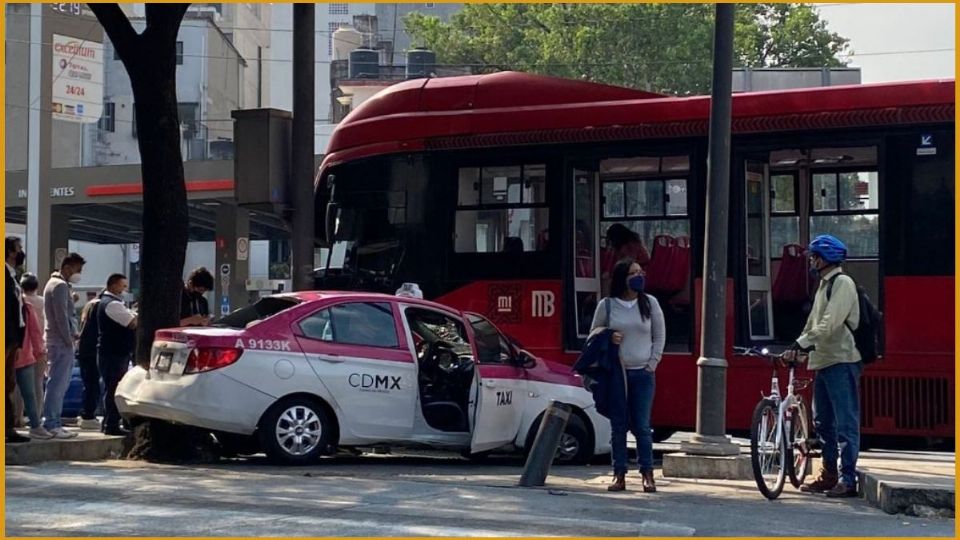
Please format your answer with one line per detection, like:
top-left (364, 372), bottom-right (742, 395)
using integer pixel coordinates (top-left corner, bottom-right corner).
top-left (531, 290), bottom-right (555, 318)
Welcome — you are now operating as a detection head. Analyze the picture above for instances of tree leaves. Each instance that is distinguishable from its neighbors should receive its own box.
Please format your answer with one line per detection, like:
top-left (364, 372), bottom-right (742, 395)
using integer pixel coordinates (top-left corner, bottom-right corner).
top-left (405, 3), bottom-right (849, 95)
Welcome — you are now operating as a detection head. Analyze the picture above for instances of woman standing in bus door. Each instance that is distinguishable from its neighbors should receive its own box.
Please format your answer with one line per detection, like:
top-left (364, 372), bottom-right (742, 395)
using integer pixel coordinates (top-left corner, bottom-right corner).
top-left (591, 258), bottom-right (666, 492)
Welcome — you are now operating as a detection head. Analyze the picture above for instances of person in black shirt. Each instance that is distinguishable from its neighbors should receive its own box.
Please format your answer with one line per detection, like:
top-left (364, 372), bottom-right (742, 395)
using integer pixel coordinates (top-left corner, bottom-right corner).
top-left (77, 292), bottom-right (104, 430)
top-left (6, 237), bottom-right (29, 443)
top-left (97, 274), bottom-right (137, 436)
top-left (180, 267), bottom-right (214, 327)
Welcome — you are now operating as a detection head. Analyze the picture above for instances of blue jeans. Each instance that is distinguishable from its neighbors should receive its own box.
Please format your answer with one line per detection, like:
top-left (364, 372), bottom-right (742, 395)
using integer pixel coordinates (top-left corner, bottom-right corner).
top-left (15, 364), bottom-right (41, 429)
top-left (42, 343), bottom-right (75, 430)
top-left (814, 361), bottom-right (862, 486)
top-left (610, 368), bottom-right (656, 474)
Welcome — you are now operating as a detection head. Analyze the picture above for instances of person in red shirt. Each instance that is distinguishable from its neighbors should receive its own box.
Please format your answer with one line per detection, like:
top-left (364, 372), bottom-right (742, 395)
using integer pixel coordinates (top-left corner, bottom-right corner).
top-left (600, 224), bottom-right (650, 296)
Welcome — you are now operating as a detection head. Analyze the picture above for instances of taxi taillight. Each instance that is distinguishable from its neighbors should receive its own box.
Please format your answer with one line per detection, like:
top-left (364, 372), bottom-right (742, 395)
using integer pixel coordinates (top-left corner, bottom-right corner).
top-left (184, 347), bottom-right (243, 374)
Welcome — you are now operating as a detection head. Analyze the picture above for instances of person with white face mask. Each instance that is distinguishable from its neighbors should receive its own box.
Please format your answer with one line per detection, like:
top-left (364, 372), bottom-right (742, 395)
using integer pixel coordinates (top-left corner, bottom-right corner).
top-left (41, 252), bottom-right (86, 438)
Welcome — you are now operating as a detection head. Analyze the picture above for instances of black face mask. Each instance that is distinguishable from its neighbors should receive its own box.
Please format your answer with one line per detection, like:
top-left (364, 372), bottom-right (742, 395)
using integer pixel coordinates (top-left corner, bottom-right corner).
top-left (14, 251), bottom-right (25, 267)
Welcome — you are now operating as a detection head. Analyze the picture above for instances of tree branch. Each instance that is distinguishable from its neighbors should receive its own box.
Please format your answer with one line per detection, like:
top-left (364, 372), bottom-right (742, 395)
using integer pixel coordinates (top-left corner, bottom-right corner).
top-left (88, 3), bottom-right (139, 61)
top-left (145, 3), bottom-right (191, 41)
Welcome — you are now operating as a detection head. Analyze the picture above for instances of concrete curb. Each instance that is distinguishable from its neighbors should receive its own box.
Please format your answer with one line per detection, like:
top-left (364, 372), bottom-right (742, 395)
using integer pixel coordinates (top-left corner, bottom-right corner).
top-left (858, 470), bottom-right (955, 517)
top-left (661, 452), bottom-right (753, 480)
top-left (5, 434), bottom-right (125, 465)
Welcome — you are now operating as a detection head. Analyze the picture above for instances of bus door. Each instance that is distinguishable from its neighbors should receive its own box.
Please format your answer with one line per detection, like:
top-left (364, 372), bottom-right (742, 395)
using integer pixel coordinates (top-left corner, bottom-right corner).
top-left (571, 166), bottom-right (602, 341)
top-left (745, 160), bottom-right (775, 340)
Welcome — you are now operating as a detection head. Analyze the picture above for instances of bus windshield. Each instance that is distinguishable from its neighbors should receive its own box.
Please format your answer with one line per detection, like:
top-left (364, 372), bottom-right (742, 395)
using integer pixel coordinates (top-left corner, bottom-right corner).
top-left (319, 158), bottom-right (409, 292)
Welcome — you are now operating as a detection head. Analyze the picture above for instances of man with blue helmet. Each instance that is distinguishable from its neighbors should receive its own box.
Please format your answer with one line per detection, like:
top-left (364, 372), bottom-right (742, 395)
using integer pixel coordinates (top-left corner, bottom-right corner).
top-left (784, 234), bottom-right (861, 498)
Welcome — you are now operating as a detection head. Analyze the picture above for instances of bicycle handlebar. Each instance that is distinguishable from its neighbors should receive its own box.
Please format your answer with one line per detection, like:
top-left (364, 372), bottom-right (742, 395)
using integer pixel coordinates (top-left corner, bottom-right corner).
top-left (733, 346), bottom-right (806, 365)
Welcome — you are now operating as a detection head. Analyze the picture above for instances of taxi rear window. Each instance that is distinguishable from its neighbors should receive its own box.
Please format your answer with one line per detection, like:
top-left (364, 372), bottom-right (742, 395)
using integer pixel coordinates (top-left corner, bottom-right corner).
top-left (216, 297), bottom-right (301, 329)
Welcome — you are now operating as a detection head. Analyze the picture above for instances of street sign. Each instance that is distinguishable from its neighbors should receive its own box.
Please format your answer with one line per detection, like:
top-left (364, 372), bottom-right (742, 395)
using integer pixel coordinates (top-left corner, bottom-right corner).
top-left (51, 34), bottom-right (104, 124)
top-left (220, 263), bottom-right (231, 276)
top-left (220, 296), bottom-right (230, 316)
top-left (237, 237), bottom-right (249, 261)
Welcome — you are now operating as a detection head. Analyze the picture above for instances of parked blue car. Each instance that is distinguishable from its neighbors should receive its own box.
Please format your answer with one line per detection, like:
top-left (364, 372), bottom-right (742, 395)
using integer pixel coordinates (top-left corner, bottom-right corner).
top-left (61, 360), bottom-right (101, 419)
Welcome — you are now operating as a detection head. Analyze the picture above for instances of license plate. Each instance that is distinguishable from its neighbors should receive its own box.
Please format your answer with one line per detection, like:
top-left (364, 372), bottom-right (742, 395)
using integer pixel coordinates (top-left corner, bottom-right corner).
top-left (155, 352), bottom-right (173, 372)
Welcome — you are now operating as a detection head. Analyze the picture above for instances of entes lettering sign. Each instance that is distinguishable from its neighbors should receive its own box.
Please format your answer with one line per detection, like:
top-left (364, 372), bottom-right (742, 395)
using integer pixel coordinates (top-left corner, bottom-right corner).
top-left (50, 186), bottom-right (75, 198)
top-left (349, 373), bottom-right (402, 393)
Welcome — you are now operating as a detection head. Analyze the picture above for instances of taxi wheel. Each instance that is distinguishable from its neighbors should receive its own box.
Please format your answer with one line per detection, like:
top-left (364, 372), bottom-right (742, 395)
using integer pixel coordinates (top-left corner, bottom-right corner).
top-left (259, 397), bottom-right (333, 465)
top-left (526, 412), bottom-right (592, 466)
top-left (554, 414), bottom-right (592, 465)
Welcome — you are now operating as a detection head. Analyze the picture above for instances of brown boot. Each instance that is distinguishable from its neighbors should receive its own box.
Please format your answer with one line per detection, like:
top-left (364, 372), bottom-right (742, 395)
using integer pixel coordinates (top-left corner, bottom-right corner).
top-left (825, 480), bottom-right (858, 498)
top-left (799, 468), bottom-right (838, 493)
top-left (641, 470), bottom-right (657, 493)
top-left (607, 473), bottom-right (626, 492)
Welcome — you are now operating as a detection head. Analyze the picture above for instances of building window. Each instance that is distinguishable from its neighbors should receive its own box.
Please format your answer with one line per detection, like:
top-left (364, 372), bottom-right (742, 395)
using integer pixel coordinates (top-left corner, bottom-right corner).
top-left (178, 103), bottom-right (199, 139)
top-left (329, 3), bottom-right (349, 15)
top-left (454, 164), bottom-right (550, 253)
top-left (175, 41), bottom-right (183, 65)
top-left (99, 102), bottom-right (115, 133)
top-left (328, 21), bottom-right (350, 56)
top-left (810, 170), bottom-right (879, 258)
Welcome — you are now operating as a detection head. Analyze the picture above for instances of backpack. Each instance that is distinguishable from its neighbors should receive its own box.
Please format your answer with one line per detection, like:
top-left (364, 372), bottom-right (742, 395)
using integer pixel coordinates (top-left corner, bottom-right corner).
top-left (825, 274), bottom-right (883, 364)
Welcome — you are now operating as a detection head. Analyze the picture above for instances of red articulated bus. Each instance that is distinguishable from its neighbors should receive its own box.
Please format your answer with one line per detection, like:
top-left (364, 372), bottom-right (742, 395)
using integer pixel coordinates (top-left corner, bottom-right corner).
top-left (315, 71), bottom-right (954, 442)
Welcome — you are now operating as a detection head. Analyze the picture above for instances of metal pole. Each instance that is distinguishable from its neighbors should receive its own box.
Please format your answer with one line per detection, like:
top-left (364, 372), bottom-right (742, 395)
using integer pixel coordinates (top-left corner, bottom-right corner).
top-left (682, 3), bottom-right (740, 456)
top-left (519, 401), bottom-right (571, 487)
top-left (291, 3), bottom-right (316, 291)
top-left (26, 2), bottom-right (42, 274)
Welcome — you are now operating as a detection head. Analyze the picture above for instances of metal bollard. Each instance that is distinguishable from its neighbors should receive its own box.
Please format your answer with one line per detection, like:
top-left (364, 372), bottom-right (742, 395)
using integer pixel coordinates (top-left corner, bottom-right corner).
top-left (519, 401), bottom-right (572, 487)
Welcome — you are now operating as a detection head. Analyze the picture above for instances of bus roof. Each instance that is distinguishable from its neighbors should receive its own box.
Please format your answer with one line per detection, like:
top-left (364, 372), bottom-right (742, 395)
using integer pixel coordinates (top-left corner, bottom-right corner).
top-left (318, 71), bottom-right (954, 181)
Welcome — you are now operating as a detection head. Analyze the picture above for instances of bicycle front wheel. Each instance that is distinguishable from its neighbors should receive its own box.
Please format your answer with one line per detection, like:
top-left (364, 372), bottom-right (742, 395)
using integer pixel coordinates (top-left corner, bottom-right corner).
top-left (750, 398), bottom-right (786, 499)
top-left (788, 401), bottom-right (811, 488)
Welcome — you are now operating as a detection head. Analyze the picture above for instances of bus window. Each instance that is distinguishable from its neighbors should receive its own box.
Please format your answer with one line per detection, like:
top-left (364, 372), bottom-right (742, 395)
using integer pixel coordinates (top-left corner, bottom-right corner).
top-left (764, 146), bottom-right (880, 345)
top-left (454, 164), bottom-right (549, 253)
top-left (597, 155), bottom-right (693, 349)
top-left (810, 170), bottom-right (879, 258)
top-left (769, 173), bottom-right (800, 256)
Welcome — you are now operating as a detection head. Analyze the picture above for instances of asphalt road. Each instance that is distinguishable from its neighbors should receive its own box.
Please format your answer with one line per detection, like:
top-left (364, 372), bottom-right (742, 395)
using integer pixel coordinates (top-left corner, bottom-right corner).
top-left (4, 450), bottom-right (955, 537)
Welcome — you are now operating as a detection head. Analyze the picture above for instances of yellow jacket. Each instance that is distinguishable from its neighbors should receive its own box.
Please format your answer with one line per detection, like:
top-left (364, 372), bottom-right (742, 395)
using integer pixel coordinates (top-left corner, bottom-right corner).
top-left (797, 267), bottom-right (861, 370)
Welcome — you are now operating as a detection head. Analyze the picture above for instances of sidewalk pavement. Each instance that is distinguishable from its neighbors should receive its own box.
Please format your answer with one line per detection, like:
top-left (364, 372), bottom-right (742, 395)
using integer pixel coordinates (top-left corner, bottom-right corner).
top-left (5, 429), bottom-right (954, 518)
top-left (852, 452), bottom-right (955, 517)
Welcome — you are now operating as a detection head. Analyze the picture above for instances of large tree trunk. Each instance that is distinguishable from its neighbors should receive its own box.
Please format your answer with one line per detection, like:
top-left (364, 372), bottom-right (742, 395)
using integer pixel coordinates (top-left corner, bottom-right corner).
top-left (89, 4), bottom-right (190, 367)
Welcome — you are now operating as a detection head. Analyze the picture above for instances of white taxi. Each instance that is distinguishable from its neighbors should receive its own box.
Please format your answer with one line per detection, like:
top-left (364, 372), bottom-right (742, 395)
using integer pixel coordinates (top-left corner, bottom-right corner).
top-left (116, 291), bottom-right (611, 465)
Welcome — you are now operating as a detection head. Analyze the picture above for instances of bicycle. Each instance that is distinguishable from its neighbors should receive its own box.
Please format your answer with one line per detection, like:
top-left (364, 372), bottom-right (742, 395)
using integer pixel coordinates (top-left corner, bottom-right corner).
top-left (738, 346), bottom-right (816, 500)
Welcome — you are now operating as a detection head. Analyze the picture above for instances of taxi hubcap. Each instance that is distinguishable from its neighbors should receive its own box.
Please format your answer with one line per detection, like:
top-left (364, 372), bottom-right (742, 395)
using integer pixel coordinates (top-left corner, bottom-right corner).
top-left (556, 433), bottom-right (580, 461)
top-left (276, 406), bottom-right (321, 456)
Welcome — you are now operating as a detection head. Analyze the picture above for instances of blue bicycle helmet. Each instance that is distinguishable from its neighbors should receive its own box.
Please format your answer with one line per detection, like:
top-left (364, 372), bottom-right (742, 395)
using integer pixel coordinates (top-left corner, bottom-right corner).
top-left (808, 234), bottom-right (847, 264)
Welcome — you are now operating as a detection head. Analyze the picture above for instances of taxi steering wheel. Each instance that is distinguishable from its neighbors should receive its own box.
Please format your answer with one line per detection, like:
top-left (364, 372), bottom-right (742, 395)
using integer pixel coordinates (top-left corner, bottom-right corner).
top-left (423, 341), bottom-right (459, 374)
